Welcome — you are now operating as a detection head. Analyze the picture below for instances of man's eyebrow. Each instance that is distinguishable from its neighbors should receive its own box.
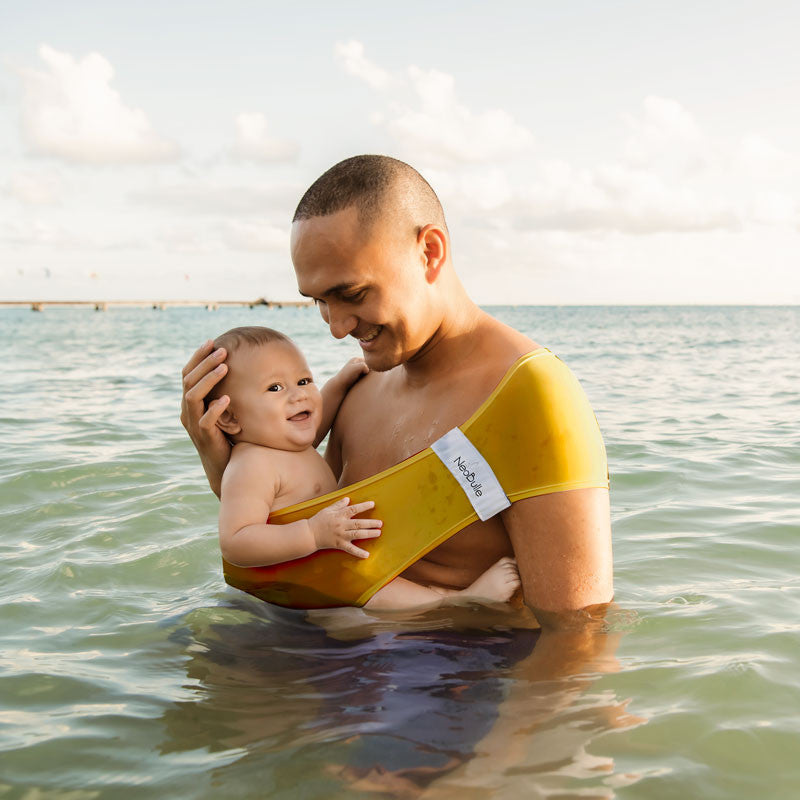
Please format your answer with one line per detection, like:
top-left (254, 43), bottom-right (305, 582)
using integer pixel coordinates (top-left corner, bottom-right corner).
top-left (298, 282), bottom-right (360, 299)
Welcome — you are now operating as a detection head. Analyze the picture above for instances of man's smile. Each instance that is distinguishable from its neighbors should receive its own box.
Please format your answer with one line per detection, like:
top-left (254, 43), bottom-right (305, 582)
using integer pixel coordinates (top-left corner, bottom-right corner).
top-left (355, 326), bottom-right (382, 347)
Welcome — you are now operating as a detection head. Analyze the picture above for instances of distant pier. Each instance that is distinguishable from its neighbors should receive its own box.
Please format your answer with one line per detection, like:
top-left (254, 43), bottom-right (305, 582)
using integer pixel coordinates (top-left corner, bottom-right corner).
top-left (0, 299), bottom-right (313, 312)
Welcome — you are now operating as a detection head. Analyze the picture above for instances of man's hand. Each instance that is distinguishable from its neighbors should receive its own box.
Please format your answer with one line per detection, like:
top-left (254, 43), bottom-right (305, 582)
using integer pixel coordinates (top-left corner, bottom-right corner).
top-left (180, 340), bottom-right (232, 497)
top-left (308, 497), bottom-right (382, 559)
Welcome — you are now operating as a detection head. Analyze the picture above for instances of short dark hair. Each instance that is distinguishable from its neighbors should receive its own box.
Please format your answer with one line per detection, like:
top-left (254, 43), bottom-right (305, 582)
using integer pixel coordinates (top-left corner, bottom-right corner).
top-left (292, 154), bottom-right (446, 232)
top-left (205, 326), bottom-right (295, 407)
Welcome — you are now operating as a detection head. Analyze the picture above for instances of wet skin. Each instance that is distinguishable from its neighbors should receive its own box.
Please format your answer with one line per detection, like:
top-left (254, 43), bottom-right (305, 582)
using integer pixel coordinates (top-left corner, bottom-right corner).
top-left (290, 205), bottom-right (613, 616)
top-left (181, 202), bottom-right (612, 621)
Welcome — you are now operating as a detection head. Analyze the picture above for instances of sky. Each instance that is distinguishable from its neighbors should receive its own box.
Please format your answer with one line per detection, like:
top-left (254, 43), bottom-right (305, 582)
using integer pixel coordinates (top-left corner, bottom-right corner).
top-left (2, 0), bottom-right (799, 304)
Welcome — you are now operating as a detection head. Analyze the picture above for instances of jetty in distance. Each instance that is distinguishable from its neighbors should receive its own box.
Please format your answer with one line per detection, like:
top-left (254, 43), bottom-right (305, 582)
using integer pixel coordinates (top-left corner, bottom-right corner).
top-left (0, 298), bottom-right (313, 312)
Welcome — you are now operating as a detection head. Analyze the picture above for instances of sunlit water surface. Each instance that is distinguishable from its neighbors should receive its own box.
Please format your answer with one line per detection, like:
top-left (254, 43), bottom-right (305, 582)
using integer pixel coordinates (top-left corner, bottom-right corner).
top-left (1, 306), bottom-right (798, 799)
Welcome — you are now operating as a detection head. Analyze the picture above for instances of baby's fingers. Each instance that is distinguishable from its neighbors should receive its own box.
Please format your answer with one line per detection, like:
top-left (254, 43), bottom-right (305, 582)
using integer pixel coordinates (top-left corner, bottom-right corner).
top-left (349, 517), bottom-right (382, 529)
top-left (351, 528), bottom-right (382, 540)
top-left (343, 542), bottom-right (371, 559)
top-left (346, 500), bottom-right (376, 517)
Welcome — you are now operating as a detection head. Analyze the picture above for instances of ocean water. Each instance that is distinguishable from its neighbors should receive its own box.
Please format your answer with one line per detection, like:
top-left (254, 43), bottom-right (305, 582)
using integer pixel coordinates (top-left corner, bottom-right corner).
top-left (1, 305), bottom-right (798, 799)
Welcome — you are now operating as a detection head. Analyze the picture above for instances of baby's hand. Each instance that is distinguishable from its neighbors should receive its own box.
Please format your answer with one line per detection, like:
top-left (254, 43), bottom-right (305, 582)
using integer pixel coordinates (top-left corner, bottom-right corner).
top-left (336, 357), bottom-right (369, 390)
top-left (309, 497), bottom-right (382, 558)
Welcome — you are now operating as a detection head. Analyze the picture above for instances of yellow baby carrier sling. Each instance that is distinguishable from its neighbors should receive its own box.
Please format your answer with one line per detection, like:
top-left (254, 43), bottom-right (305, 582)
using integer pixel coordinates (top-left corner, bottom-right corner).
top-left (222, 349), bottom-right (608, 608)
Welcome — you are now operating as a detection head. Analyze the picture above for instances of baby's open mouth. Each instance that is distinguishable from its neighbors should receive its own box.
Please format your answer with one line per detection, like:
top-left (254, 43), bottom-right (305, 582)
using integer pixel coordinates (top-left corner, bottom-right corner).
top-left (288, 410), bottom-right (312, 422)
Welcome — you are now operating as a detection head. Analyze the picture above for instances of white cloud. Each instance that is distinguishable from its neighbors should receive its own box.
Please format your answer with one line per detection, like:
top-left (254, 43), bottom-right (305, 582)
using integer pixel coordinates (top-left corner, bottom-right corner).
top-left (129, 179), bottom-right (299, 216)
top-left (1, 218), bottom-right (141, 250)
top-left (334, 40), bottom-right (391, 89)
top-left (736, 134), bottom-right (798, 181)
top-left (156, 225), bottom-right (218, 254)
top-left (335, 40), bottom-right (534, 164)
top-left (623, 95), bottom-right (704, 169)
top-left (508, 158), bottom-right (740, 235)
top-left (438, 97), bottom-right (800, 237)
top-left (232, 112), bottom-right (299, 162)
top-left (333, 43), bottom-right (798, 238)
top-left (222, 220), bottom-right (288, 252)
top-left (8, 170), bottom-right (62, 205)
top-left (16, 44), bottom-right (179, 163)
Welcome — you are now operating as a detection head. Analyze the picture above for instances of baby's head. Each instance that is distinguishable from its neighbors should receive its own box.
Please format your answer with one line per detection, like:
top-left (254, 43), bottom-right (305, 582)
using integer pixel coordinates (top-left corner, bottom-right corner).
top-left (207, 326), bottom-right (322, 451)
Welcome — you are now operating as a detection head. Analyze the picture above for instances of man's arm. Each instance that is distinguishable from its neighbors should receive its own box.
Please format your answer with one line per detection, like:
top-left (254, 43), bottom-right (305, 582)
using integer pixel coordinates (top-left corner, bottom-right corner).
top-left (501, 487), bottom-right (613, 623)
top-left (180, 340), bottom-right (232, 497)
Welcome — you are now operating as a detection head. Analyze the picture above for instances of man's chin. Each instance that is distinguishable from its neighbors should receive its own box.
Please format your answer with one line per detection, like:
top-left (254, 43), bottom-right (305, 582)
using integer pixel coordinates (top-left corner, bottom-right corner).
top-left (363, 349), bottom-right (400, 372)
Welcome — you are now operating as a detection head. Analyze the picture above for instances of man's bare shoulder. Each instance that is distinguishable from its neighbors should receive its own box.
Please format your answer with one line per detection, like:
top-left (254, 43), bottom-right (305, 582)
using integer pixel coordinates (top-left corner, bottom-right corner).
top-left (477, 313), bottom-right (540, 366)
top-left (338, 364), bottom-right (393, 408)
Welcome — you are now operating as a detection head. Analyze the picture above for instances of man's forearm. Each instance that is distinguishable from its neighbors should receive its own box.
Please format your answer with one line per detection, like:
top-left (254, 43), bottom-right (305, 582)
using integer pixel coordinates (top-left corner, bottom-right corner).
top-left (201, 450), bottom-right (227, 499)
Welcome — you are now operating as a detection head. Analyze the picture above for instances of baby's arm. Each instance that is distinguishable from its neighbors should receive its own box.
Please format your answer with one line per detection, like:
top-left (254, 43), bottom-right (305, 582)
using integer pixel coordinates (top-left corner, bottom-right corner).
top-left (219, 446), bottom-right (382, 567)
top-left (314, 357), bottom-right (369, 448)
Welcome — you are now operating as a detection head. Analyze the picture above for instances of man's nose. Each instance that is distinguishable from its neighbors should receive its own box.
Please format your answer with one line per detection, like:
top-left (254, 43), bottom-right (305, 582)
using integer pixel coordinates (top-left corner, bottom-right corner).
top-left (321, 303), bottom-right (357, 340)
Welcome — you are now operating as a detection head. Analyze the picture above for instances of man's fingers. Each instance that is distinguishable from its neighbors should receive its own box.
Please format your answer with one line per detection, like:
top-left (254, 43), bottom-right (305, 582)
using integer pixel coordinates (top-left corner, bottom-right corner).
top-left (184, 362), bottom-right (228, 412)
top-left (346, 500), bottom-right (376, 516)
top-left (199, 395), bottom-right (230, 430)
top-left (182, 347), bottom-right (227, 393)
top-left (182, 340), bottom-right (215, 378)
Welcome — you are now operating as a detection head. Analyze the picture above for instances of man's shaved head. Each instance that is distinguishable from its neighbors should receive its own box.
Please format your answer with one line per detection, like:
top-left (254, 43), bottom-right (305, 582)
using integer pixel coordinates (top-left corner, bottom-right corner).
top-left (292, 155), bottom-right (447, 235)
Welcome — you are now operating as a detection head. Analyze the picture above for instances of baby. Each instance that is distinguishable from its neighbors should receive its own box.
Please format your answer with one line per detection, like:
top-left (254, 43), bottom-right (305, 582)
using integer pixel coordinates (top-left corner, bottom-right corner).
top-left (207, 325), bottom-right (520, 610)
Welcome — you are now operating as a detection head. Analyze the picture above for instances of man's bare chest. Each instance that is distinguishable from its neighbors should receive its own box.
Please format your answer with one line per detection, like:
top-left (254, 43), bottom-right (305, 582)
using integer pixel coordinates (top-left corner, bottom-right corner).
top-left (338, 375), bottom-right (494, 482)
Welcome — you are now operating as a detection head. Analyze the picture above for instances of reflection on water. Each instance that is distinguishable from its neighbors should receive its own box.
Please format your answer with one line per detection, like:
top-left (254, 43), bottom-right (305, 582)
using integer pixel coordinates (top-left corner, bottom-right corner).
top-left (4, 306), bottom-right (798, 798)
top-left (162, 595), bottom-right (641, 798)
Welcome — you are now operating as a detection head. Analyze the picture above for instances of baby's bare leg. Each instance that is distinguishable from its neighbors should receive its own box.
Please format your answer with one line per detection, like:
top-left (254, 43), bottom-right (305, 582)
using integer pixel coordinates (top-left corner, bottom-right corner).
top-left (458, 557), bottom-right (521, 603)
top-left (364, 576), bottom-right (446, 610)
top-left (363, 557), bottom-right (521, 610)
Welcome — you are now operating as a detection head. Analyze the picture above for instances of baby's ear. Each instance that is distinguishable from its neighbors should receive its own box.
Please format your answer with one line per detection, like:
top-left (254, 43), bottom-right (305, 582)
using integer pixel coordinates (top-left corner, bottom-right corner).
top-left (216, 407), bottom-right (242, 436)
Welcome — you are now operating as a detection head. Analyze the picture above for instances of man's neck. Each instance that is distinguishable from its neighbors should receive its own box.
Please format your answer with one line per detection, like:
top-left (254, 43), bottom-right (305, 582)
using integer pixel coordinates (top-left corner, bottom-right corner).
top-left (401, 291), bottom-right (487, 388)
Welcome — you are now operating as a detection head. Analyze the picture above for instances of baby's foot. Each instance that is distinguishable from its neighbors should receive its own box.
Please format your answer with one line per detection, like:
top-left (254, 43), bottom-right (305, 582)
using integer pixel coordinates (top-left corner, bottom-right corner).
top-left (462, 557), bottom-right (521, 603)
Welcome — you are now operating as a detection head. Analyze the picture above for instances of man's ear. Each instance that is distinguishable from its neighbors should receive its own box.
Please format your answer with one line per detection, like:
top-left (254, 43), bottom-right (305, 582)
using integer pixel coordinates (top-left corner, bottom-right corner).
top-left (216, 407), bottom-right (242, 436)
top-left (418, 224), bottom-right (447, 284)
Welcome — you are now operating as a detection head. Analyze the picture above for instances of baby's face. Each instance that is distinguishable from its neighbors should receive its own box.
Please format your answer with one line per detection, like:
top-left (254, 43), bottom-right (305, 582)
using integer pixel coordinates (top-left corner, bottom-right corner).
top-left (223, 341), bottom-right (323, 451)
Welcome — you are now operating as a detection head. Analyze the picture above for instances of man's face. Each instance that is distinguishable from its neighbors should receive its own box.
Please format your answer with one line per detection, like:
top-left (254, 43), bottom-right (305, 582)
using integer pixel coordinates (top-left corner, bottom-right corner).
top-left (291, 205), bottom-right (434, 372)
top-left (222, 341), bottom-right (322, 451)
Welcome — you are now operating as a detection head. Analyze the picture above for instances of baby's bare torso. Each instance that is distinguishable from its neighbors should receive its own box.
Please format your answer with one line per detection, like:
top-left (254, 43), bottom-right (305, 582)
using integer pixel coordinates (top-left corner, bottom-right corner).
top-left (235, 443), bottom-right (338, 511)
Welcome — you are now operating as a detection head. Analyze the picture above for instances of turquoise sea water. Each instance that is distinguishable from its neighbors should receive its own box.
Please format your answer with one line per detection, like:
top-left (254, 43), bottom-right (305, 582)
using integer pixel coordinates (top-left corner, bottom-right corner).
top-left (1, 305), bottom-right (798, 799)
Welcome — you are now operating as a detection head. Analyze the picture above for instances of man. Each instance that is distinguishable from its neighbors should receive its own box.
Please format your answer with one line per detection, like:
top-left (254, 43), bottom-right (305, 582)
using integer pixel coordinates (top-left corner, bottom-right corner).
top-left (181, 155), bottom-right (613, 629)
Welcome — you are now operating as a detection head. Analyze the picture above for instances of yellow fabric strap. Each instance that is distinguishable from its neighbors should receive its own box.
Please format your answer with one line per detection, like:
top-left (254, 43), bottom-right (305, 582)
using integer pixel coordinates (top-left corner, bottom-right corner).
top-left (222, 349), bottom-right (608, 608)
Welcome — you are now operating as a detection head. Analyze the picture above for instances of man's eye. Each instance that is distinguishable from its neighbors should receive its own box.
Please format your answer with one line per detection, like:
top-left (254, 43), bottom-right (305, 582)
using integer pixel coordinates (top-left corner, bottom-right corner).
top-left (267, 384), bottom-right (282, 392)
top-left (342, 289), bottom-right (366, 303)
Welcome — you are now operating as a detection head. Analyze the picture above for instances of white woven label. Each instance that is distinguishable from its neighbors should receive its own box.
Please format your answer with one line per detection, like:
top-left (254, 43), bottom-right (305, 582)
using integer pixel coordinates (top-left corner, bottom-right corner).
top-left (430, 428), bottom-right (511, 521)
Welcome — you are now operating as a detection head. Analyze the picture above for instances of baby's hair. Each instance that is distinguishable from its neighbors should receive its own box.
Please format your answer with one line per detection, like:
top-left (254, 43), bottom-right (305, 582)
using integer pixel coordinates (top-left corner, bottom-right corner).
top-left (205, 326), bottom-right (295, 407)
top-left (213, 325), bottom-right (293, 354)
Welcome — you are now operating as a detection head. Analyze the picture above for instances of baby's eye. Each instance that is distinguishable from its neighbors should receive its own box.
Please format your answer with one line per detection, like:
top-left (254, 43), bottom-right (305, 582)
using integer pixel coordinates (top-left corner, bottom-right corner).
top-left (298, 377), bottom-right (313, 386)
top-left (267, 383), bottom-right (282, 392)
